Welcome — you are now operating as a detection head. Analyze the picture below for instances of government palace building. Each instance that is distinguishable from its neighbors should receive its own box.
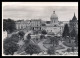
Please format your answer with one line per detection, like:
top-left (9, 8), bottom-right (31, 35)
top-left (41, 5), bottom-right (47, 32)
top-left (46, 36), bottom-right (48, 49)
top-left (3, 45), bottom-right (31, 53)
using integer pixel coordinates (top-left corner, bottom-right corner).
top-left (15, 11), bottom-right (78, 36)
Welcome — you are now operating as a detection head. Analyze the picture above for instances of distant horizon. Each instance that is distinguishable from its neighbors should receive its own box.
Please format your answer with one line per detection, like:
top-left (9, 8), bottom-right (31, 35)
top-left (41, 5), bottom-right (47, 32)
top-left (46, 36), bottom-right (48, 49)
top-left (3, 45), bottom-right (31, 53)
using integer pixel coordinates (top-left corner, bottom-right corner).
top-left (3, 18), bottom-right (72, 22)
top-left (2, 2), bottom-right (78, 21)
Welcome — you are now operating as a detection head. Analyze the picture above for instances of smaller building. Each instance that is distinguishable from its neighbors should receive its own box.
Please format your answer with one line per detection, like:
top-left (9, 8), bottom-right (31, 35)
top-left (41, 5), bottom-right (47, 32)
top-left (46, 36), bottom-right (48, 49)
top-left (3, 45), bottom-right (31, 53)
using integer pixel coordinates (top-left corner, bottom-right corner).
top-left (15, 20), bottom-right (31, 31)
top-left (31, 19), bottom-right (41, 31)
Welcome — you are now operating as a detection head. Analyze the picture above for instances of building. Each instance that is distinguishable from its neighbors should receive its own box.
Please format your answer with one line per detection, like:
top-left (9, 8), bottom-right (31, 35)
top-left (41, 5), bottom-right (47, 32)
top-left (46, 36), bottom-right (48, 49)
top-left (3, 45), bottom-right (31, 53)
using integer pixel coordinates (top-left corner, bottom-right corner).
top-left (15, 11), bottom-right (78, 36)
top-left (31, 19), bottom-right (41, 31)
top-left (15, 20), bottom-right (31, 31)
top-left (69, 13), bottom-right (78, 34)
top-left (16, 19), bottom-right (41, 33)
top-left (41, 11), bottom-right (64, 36)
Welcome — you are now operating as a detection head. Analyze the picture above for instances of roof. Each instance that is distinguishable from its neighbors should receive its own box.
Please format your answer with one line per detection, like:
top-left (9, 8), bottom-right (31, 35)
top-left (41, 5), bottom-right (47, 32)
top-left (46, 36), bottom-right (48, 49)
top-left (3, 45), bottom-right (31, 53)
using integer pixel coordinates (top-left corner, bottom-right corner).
top-left (46, 21), bottom-right (51, 24)
top-left (70, 13), bottom-right (77, 22)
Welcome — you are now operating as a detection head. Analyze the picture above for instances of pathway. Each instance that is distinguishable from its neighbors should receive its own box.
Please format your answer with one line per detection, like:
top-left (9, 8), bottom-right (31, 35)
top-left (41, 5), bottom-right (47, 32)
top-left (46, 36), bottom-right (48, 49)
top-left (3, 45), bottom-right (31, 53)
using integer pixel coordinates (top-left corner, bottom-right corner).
top-left (7, 31), bottom-right (19, 38)
top-left (56, 41), bottom-right (70, 54)
top-left (24, 30), bottom-right (32, 40)
top-left (14, 30), bottom-right (32, 55)
top-left (38, 39), bottom-right (47, 51)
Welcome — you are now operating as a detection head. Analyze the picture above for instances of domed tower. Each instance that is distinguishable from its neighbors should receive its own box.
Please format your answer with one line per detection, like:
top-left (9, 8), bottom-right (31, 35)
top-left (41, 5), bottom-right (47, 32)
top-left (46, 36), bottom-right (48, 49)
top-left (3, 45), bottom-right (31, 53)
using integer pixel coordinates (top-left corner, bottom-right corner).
top-left (50, 11), bottom-right (58, 25)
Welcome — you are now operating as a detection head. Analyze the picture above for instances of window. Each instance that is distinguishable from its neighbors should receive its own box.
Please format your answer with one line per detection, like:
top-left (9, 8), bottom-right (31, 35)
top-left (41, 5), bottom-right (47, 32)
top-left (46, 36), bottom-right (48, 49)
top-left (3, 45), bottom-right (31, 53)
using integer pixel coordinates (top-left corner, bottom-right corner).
top-left (54, 20), bottom-right (55, 23)
top-left (40, 27), bottom-right (41, 30)
top-left (54, 25), bottom-right (57, 27)
top-left (51, 30), bottom-right (52, 32)
top-left (46, 21), bottom-right (50, 24)
top-left (33, 27), bottom-right (34, 30)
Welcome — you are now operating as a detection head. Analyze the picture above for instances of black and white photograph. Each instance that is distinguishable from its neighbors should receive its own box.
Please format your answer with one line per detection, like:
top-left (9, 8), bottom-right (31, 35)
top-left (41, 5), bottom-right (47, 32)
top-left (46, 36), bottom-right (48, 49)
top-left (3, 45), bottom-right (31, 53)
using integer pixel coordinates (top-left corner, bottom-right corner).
top-left (2, 2), bottom-right (78, 56)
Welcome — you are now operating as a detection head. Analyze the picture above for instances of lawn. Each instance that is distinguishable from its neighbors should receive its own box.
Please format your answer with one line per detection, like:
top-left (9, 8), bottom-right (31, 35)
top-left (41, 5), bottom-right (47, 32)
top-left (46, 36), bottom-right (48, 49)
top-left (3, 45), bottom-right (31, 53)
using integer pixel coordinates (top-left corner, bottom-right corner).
top-left (43, 43), bottom-right (65, 50)
top-left (31, 38), bottom-right (42, 44)
top-left (43, 38), bottom-right (51, 44)
top-left (63, 41), bottom-right (76, 47)
top-left (43, 44), bottom-right (53, 49)
top-left (55, 45), bottom-right (65, 50)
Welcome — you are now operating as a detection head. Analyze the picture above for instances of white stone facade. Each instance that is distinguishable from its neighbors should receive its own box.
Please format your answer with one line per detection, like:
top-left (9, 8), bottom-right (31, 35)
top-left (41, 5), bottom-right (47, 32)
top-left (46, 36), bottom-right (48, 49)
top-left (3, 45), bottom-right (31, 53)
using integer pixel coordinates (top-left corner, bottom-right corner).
top-left (15, 20), bottom-right (31, 30)
top-left (31, 19), bottom-right (41, 31)
top-left (15, 11), bottom-right (71, 36)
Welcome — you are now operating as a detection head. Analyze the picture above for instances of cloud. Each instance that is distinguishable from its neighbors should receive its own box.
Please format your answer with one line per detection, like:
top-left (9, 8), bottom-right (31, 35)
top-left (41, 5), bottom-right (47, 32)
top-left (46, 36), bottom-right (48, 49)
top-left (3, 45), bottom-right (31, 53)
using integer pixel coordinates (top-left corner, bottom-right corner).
top-left (3, 6), bottom-right (78, 21)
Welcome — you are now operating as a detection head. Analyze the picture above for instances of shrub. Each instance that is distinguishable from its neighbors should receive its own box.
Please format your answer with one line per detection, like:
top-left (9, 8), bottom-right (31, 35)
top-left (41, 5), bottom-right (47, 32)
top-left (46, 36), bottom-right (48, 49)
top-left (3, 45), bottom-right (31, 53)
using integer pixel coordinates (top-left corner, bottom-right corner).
top-left (3, 38), bottom-right (19, 55)
top-left (11, 34), bottom-right (20, 43)
top-left (41, 30), bottom-right (47, 34)
top-left (25, 44), bottom-right (41, 55)
top-left (47, 46), bottom-right (55, 55)
top-left (40, 35), bottom-right (45, 40)
top-left (66, 48), bottom-right (71, 52)
top-left (27, 34), bottom-right (31, 40)
top-left (63, 41), bottom-right (76, 47)
top-left (18, 31), bottom-right (25, 38)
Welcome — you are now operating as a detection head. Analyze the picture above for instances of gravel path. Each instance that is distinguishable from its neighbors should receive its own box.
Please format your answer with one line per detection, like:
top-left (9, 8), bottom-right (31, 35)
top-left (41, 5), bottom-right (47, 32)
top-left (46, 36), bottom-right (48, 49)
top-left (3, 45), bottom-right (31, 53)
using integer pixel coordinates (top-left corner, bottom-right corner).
top-left (38, 39), bottom-right (47, 51)
top-left (56, 41), bottom-right (70, 54)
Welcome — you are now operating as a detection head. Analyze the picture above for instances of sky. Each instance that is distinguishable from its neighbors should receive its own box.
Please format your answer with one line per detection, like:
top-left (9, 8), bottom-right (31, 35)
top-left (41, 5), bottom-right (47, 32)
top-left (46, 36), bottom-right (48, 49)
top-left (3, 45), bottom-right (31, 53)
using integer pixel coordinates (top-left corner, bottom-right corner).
top-left (2, 2), bottom-right (78, 21)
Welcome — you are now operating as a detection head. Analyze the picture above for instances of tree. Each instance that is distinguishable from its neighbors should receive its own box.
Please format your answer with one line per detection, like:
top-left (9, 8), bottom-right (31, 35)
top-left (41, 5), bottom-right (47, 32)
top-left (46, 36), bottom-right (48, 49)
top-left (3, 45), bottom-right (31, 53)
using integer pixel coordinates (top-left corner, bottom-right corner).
top-left (3, 37), bottom-right (19, 55)
top-left (40, 34), bottom-right (45, 40)
top-left (41, 30), bottom-right (47, 34)
top-left (18, 31), bottom-right (25, 39)
top-left (3, 18), bottom-right (16, 33)
top-left (25, 44), bottom-right (41, 55)
top-left (62, 24), bottom-right (70, 38)
top-left (70, 28), bottom-right (77, 38)
top-left (50, 37), bottom-right (59, 46)
top-left (10, 34), bottom-right (20, 43)
top-left (3, 19), bottom-right (7, 31)
top-left (35, 30), bottom-right (38, 34)
top-left (75, 34), bottom-right (78, 46)
top-left (47, 46), bottom-right (55, 55)
top-left (27, 34), bottom-right (31, 40)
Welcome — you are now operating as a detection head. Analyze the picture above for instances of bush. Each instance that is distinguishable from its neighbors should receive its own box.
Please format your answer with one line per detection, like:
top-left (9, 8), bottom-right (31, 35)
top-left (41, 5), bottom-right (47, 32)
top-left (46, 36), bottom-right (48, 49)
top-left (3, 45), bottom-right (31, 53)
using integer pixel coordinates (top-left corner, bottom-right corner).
top-left (40, 35), bottom-right (45, 40)
top-left (41, 30), bottom-right (47, 34)
top-left (75, 35), bottom-right (78, 46)
top-left (11, 34), bottom-right (20, 43)
top-left (27, 34), bottom-right (31, 40)
top-left (66, 48), bottom-right (71, 52)
top-left (63, 41), bottom-right (76, 47)
top-left (3, 38), bottom-right (19, 55)
top-left (25, 44), bottom-right (41, 55)
top-left (47, 46), bottom-right (55, 55)
top-left (67, 47), bottom-right (75, 52)
top-left (18, 31), bottom-right (25, 38)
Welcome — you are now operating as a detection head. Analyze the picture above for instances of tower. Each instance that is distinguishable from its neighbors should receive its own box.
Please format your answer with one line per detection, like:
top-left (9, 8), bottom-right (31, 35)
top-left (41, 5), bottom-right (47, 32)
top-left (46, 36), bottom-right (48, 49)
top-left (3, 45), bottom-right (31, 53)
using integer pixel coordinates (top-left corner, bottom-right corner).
top-left (50, 11), bottom-right (58, 26)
